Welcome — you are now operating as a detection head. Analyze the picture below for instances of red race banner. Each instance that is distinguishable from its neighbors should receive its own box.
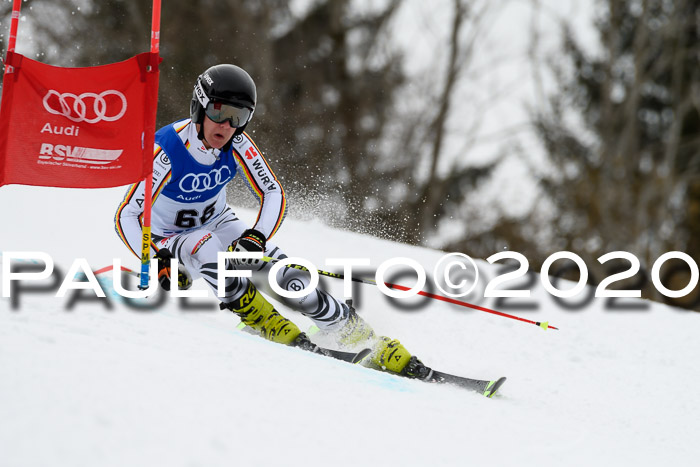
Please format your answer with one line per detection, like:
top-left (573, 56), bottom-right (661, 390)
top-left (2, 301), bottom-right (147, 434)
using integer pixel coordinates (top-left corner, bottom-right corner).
top-left (0, 52), bottom-right (159, 188)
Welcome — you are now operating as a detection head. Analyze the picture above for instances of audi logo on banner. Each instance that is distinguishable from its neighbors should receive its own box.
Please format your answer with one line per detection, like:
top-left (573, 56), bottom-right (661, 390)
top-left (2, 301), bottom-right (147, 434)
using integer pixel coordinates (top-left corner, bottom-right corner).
top-left (179, 167), bottom-right (232, 193)
top-left (42, 89), bottom-right (128, 124)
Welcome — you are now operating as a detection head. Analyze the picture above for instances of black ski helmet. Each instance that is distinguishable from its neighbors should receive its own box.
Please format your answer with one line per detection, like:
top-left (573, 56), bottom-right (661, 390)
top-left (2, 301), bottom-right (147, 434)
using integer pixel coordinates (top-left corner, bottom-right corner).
top-left (190, 64), bottom-right (257, 146)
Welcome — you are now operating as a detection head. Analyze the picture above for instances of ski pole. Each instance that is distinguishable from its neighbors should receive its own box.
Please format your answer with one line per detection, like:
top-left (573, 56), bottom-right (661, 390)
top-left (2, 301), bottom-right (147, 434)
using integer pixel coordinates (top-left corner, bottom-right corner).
top-left (261, 256), bottom-right (558, 331)
top-left (95, 258), bottom-right (558, 330)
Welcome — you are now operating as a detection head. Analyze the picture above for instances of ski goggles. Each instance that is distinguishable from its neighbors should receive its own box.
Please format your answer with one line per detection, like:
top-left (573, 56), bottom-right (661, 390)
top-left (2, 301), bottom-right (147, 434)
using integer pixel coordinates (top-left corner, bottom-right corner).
top-left (204, 101), bottom-right (253, 128)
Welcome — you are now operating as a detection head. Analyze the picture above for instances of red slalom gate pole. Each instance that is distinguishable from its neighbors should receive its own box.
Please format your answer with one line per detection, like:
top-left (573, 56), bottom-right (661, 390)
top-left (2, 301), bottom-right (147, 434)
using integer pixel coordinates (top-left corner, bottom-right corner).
top-left (7, 0), bottom-right (21, 53)
top-left (150, 0), bottom-right (161, 54)
top-left (138, 0), bottom-right (162, 289)
top-left (3, 0), bottom-right (22, 75)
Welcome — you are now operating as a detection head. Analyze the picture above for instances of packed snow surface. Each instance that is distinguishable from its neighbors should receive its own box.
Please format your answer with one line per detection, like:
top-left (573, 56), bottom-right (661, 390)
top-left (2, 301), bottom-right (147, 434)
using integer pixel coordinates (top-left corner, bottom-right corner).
top-left (1, 186), bottom-right (698, 467)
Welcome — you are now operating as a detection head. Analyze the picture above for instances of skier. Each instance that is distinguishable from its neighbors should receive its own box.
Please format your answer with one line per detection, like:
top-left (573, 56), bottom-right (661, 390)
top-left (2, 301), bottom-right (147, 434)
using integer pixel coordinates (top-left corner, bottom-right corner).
top-left (114, 64), bottom-right (430, 378)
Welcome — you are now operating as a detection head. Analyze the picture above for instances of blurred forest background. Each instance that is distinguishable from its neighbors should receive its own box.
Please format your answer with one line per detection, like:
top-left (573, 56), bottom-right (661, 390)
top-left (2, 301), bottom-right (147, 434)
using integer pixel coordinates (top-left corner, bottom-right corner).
top-left (1, 0), bottom-right (699, 309)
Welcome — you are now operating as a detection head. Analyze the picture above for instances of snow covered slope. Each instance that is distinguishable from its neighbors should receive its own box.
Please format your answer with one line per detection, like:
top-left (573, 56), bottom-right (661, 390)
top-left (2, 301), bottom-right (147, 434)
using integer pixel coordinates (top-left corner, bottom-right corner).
top-left (1, 185), bottom-right (699, 467)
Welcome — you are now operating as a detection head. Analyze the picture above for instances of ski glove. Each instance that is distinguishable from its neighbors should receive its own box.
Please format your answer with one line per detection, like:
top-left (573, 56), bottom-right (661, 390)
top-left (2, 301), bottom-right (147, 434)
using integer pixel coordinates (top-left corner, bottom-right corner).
top-left (155, 248), bottom-right (193, 291)
top-left (229, 228), bottom-right (267, 267)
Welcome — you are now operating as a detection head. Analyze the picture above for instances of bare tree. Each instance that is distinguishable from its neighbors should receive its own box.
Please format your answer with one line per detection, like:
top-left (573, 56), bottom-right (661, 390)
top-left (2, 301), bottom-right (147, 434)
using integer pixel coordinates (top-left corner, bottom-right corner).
top-left (378, 0), bottom-right (501, 245)
top-left (533, 0), bottom-right (700, 304)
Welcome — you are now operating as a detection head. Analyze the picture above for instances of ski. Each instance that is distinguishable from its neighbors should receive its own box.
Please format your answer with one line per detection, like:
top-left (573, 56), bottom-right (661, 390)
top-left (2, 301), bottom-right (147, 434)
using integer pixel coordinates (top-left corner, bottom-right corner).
top-left (237, 322), bottom-right (371, 364)
top-left (307, 346), bottom-right (372, 364)
top-left (93, 269), bottom-right (500, 390)
top-left (392, 356), bottom-right (506, 397)
top-left (427, 371), bottom-right (507, 398)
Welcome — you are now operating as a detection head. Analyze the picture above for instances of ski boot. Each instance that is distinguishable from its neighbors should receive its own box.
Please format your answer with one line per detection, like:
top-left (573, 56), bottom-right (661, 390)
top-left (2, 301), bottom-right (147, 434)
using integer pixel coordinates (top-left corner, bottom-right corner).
top-left (333, 302), bottom-right (428, 376)
top-left (367, 337), bottom-right (413, 373)
top-left (220, 282), bottom-right (301, 345)
top-left (371, 338), bottom-right (434, 379)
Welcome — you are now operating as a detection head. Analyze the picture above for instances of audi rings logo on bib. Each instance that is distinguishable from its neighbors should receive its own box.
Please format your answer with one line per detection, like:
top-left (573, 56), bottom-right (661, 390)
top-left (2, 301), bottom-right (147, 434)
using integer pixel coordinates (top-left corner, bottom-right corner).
top-left (179, 167), bottom-right (232, 193)
top-left (42, 89), bottom-right (128, 124)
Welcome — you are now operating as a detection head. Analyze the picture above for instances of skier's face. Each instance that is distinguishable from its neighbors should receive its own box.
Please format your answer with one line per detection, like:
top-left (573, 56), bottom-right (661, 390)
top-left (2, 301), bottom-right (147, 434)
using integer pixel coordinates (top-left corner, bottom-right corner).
top-left (201, 115), bottom-right (236, 149)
